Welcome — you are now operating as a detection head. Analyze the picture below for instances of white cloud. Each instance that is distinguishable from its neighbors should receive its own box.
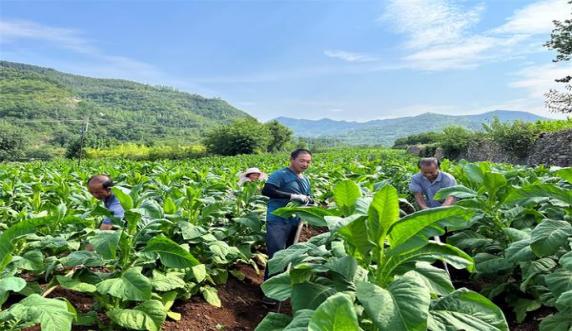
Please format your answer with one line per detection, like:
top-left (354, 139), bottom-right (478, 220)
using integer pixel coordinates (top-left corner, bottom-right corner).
top-left (381, 0), bottom-right (571, 71)
top-left (495, 0), bottom-right (570, 35)
top-left (510, 63), bottom-right (572, 97)
top-left (0, 20), bottom-right (94, 53)
top-left (328, 108), bottom-right (344, 113)
top-left (0, 19), bottom-right (167, 84)
top-left (380, 0), bottom-right (484, 49)
top-left (324, 50), bottom-right (377, 63)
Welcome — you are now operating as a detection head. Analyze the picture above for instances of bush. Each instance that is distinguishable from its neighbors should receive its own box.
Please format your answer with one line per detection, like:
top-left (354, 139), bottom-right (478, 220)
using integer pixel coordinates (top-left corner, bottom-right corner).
top-left (482, 118), bottom-right (539, 159)
top-left (85, 143), bottom-right (206, 160)
top-left (0, 122), bottom-right (28, 161)
top-left (393, 131), bottom-right (444, 148)
top-left (440, 126), bottom-right (474, 158)
top-left (204, 119), bottom-right (271, 156)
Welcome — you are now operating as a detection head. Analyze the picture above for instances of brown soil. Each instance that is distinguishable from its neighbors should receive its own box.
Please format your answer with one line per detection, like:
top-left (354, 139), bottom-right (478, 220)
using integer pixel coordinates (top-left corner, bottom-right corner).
top-left (298, 224), bottom-right (328, 243)
top-left (162, 263), bottom-right (289, 331)
top-left (48, 287), bottom-right (95, 313)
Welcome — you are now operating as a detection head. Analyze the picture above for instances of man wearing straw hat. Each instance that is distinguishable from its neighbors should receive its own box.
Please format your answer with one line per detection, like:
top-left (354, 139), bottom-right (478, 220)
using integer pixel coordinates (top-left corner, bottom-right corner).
top-left (261, 149), bottom-right (313, 288)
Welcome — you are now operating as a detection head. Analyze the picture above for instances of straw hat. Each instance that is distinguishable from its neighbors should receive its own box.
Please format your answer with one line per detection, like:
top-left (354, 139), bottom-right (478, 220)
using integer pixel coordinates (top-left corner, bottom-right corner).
top-left (238, 167), bottom-right (267, 185)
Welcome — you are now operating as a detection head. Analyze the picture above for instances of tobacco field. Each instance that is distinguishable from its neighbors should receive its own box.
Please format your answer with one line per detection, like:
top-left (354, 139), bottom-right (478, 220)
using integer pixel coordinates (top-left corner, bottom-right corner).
top-left (0, 149), bottom-right (570, 331)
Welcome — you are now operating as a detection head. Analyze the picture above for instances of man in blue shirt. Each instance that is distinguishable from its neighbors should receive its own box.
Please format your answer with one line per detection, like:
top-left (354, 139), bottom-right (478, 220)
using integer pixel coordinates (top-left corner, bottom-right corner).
top-left (261, 149), bottom-right (313, 284)
top-left (87, 175), bottom-right (124, 230)
top-left (409, 158), bottom-right (457, 209)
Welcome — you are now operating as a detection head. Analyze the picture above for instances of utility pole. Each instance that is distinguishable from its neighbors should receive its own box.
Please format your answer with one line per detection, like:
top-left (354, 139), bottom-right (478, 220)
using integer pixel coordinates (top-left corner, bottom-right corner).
top-left (78, 118), bottom-right (89, 167)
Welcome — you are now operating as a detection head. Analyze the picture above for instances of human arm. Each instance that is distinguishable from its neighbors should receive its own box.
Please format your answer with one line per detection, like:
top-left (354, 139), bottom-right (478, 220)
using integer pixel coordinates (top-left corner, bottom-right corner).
top-left (409, 176), bottom-right (428, 210)
top-left (414, 192), bottom-right (429, 210)
top-left (262, 183), bottom-right (313, 204)
top-left (262, 183), bottom-right (292, 199)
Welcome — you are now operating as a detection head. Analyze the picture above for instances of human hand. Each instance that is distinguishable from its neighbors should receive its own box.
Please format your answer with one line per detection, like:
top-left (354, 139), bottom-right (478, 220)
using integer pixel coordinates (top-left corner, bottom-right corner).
top-left (100, 223), bottom-right (113, 230)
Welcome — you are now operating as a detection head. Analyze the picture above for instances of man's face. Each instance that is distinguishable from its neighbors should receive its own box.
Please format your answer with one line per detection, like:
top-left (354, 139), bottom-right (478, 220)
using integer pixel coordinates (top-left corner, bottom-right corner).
top-left (88, 182), bottom-right (111, 200)
top-left (247, 173), bottom-right (261, 181)
top-left (290, 152), bottom-right (312, 173)
top-left (421, 164), bottom-right (439, 181)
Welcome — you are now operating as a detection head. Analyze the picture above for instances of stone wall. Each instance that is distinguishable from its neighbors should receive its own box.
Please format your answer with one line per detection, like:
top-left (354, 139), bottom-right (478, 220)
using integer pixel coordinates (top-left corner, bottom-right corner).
top-left (465, 139), bottom-right (527, 165)
top-left (404, 129), bottom-right (572, 167)
top-left (528, 129), bottom-right (572, 167)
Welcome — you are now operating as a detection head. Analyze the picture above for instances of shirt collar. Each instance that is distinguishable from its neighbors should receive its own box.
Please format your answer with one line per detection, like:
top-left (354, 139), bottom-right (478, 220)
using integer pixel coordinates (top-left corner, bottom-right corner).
top-left (104, 193), bottom-right (115, 206)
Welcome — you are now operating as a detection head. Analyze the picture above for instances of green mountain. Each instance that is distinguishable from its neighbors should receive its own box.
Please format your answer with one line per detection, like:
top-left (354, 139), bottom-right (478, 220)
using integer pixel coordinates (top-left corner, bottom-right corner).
top-left (0, 61), bottom-right (252, 151)
top-left (276, 111), bottom-right (549, 146)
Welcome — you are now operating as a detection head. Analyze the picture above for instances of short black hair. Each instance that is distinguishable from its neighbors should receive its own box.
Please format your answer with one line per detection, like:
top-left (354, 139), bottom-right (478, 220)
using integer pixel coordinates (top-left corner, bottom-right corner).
top-left (418, 157), bottom-right (440, 168)
top-left (290, 148), bottom-right (312, 159)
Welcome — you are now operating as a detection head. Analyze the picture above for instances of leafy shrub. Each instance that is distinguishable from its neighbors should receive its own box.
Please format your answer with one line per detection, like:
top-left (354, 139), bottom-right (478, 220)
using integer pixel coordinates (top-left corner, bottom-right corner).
top-left (440, 126), bottom-right (474, 158)
top-left (85, 143), bottom-right (206, 160)
top-left (393, 131), bottom-right (444, 148)
top-left (0, 121), bottom-right (29, 161)
top-left (482, 118), bottom-right (539, 159)
top-left (204, 118), bottom-right (271, 156)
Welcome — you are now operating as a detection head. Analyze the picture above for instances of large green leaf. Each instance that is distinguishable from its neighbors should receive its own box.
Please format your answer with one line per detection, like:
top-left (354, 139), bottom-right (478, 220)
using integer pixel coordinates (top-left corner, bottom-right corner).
top-left (96, 267), bottom-right (152, 301)
top-left (151, 270), bottom-right (186, 292)
top-left (555, 168), bottom-right (572, 184)
top-left (59, 250), bottom-right (103, 267)
top-left (560, 251), bottom-right (572, 271)
top-left (336, 215), bottom-right (373, 261)
top-left (56, 275), bottom-right (96, 293)
top-left (505, 184), bottom-right (572, 206)
top-left (272, 206), bottom-right (333, 227)
top-left (192, 264), bottom-right (207, 282)
top-left (433, 185), bottom-right (478, 200)
top-left (475, 254), bottom-right (513, 275)
top-left (463, 163), bottom-right (485, 186)
top-left (291, 281), bottom-right (337, 311)
top-left (5, 294), bottom-right (76, 331)
top-left (555, 290), bottom-right (572, 311)
top-left (145, 235), bottom-right (200, 268)
top-left (367, 185), bottom-right (400, 246)
top-left (505, 239), bottom-right (535, 263)
top-left (324, 256), bottom-right (358, 282)
top-left (267, 243), bottom-right (314, 276)
top-left (357, 272), bottom-right (430, 331)
top-left (108, 300), bottom-right (166, 331)
top-left (111, 187), bottom-right (134, 210)
top-left (89, 230), bottom-right (121, 260)
top-left (511, 298), bottom-right (541, 324)
top-left (0, 217), bottom-right (53, 272)
top-left (333, 180), bottom-right (362, 215)
top-left (0, 276), bottom-right (26, 306)
top-left (408, 262), bottom-right (454, 296)
top-left (140, 199), bottom-right (164, 219)
top-left (539, 312), bottom-right (572, 331)
top-left (389, 206), bottom-right (472, 249)
top-left (255, 313), bottom-right (292, 331)
top-left (483, 172), bottom-right (507, 199)
top-left (262, 271), bottom-right (292, 301)
top-left (428, 288), bottom-right (508, 331)
top-left (545, 269), bottom-right (572, 299)
top-left (381, 242), bottom-right (474, 282)
top-left (200, 286), bottom-right (221, 307)
top-left (285, 309), bottom-right (314, 331)
top-left (530, 219), bottom-right (572, 257)
top-left (13, 249), bottom-right (44, 271)
top-left (308, 292), bottom-right (359, 331)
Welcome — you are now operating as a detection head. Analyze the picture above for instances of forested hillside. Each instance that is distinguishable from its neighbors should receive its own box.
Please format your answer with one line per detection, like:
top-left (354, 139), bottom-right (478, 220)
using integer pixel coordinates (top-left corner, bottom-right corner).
top-left (0, 61), bottom-right (252, 157)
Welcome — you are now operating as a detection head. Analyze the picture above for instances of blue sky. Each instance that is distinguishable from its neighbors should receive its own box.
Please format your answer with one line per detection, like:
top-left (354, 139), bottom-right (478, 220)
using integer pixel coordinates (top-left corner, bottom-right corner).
top-left (1, 0), bottom-right (570, 121)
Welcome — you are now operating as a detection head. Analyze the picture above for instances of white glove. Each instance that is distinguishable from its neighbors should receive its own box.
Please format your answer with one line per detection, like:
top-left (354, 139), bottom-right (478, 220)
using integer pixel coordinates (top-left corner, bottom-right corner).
top-left (290, 194), bottom-right (311, 204)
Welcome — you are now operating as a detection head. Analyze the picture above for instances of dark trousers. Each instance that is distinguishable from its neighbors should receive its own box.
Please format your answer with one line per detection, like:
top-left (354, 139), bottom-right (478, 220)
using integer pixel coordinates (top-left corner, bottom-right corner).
top-left (264, 218), bottom-right (301, 280)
